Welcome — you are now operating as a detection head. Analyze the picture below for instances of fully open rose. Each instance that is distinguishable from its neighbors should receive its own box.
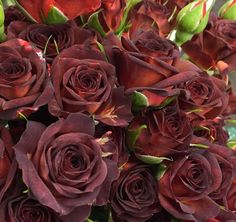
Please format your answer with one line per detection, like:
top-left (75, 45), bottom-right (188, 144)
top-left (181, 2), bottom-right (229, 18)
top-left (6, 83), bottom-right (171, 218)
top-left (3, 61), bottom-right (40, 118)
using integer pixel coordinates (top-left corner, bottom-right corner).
top-left (128, 103), bottom-right (192, 157)
top-left (7, 21), bottom-right (95, 63)
top-left (110, 162), bottom-right (160, 222)
top-left (0, 39), bottom-right (53, 119)
top-left (14, 113), bottom-right (119, 221)
top-left (49, 44), bottom-right (132, 126)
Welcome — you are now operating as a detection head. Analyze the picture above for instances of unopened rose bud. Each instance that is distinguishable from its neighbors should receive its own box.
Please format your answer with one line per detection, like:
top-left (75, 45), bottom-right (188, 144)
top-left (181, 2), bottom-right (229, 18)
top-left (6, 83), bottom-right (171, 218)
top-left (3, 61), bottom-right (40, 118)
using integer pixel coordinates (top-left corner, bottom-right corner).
top-left (0, 0), bottom-right (6, 42)
top-left (175, 0), bottom-right (215, 45)
top-left (219, 0), bottom-right (236, 20)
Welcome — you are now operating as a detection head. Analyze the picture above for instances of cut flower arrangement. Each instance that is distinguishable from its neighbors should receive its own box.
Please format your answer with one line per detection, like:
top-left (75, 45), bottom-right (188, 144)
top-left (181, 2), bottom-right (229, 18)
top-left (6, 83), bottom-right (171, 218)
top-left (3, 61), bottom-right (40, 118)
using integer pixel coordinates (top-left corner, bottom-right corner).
top-left (0, 0), bottom-right (236, 221)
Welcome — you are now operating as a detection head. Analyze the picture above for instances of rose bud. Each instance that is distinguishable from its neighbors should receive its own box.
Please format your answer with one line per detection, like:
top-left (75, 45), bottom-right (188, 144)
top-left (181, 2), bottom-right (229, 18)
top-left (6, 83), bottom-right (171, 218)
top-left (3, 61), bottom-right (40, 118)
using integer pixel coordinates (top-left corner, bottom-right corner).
top-left (99, 0), bottom-right (126, 32)
top-left (158, 147), bottom-right (235, 221)
top-left (0, 1), bottom-right (6, 42)
top-left (14, 113), bottom-right (119, 220)
top-left (0, 194), bottom-right (62, 222)
top-left (17, 0), bottom-right (101, 24)
top-left (219, 0), bottom-right (236, 20)
top-left (175, 0), bottom-right (215, 45)
top-left (127, 103), bottom-right (192, 158)
top-left (7, 21), bottom-right (95, 63)
top-left (110, 162), bottom-right (160, 222)
top-left (0, 39), bottom-right (53, 120)
top-left (48, 44), bottom-right (133, 126)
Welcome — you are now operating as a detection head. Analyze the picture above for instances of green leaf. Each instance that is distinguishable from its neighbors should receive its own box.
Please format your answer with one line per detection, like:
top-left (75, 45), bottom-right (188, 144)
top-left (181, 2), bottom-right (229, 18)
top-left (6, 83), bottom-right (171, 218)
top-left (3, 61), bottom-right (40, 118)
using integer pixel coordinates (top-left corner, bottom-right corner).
top-left (44, 6), bottom-right (68, 24)
top-left (157, 96), bottom-right (177, 109)
top-left (156, 163), bottom-right (168, 180)
top-left (131, 91), bottom-right (149, 112)
top-left (126, 125), bottom-right (147, 150)
top-left (136, 154), bottom-right (172, 165)
top-left (87, 9), bottom-right (106, 37)
top-left (227, 140), bottom-right (236, 149)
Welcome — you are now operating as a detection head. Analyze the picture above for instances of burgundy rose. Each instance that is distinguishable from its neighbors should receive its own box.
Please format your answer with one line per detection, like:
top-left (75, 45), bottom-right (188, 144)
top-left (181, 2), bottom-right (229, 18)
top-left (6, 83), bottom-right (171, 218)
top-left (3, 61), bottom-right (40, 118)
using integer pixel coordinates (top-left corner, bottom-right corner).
top-left (99, 0), bottom-right (126, 31)
top-left (4, 6), bottom-right (28, 30)
top-left (0, 39), bottom-right (53, 120)
top-left (127, 103), bottom-right (192, 157)
top-left (122, 30), bottom-right (179, 65)
top-left (48, 44), bottom-right (132, 126)
top-left (14, 113), bottom-right (119, 221)
top-left (192, 119), bottom-right (229, 145)
top-left (103, 32), bottom-right (178, 89)
top-left (7, 21), bottom-right (95, 63)
top-left (182, 17), bottom-right (236, 71)
top-left (0, 194), bottom-right (62, 222)
top-left (129, 0), bottom-right (172, 37)
top-left (227, 179), bottom-right (236, 213)
top-left (159, 148), bottom-right (228, 221)
top-left (0, 125), bottom-right (17, 202)
top-left (110, 162), bottom-right (160, 222)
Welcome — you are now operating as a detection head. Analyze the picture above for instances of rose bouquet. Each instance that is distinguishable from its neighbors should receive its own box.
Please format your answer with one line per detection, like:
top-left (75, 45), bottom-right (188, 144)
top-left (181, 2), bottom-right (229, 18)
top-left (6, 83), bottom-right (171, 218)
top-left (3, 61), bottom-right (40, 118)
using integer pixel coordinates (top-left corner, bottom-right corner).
top-left (0, 0), bottom-right (236, 221)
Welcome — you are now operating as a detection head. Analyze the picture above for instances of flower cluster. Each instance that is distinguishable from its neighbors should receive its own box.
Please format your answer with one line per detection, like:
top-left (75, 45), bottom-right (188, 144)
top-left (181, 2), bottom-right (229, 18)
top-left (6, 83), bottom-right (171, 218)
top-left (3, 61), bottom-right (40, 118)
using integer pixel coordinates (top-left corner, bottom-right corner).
top-left (0, 0), bottom-right (236, 222)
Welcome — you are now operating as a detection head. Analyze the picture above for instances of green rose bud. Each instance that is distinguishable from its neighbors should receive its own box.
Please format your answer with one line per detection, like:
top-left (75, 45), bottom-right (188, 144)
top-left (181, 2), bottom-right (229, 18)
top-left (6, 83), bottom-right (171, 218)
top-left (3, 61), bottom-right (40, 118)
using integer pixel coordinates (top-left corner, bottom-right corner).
top-left (219, 0), bottom-right (236, 20)
top-left (0, 0), bottom-right (6, 42)
top-left (175, 0), bottom-right (215, 45)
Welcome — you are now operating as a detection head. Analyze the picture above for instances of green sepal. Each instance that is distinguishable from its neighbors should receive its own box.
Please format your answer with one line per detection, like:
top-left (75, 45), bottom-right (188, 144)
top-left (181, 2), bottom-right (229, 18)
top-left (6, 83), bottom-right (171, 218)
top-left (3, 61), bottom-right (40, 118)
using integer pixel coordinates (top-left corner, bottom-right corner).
top-left (44, 6), bottom-right (68, 25)
top-left (126, 124), bottom-right (147, 150)
top-left (0, 1), bottom-right (6, 42)
top-left (136, 154), bottom-right (172, 165)
top-left (219, 0), bottom-right (236, 20)
top-left (87, 9), bottom-right (106, 37)
top-left (190, 143), bottom-right (209, 149)
top-left (155, 163), bottom-right (168, 180)
top-left (131, 91), bottom-right (149, 113)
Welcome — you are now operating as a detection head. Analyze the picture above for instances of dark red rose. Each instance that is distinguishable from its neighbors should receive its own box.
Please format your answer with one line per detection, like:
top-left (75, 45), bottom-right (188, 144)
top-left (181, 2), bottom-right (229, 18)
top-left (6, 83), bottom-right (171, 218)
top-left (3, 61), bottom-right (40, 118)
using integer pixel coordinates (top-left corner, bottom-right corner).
top-left (0, 125), bottom-right (17, 202)
top-left (192, 119), bottom-right (229, 145)
top-left (4, 6), bottom-right (28, 30)
top-left (129, 0), bottom-right (172, 37)
top-left (159, 148), bottom-right (227, 221)
top-left (122, 30), bottom-right (179, 65)
top-left (0, 39), bottom-right (53, 120)
top-left (127, 103), bottom-right (192, 157)
top-left (103, 33), bottom-right (178, 89)
top-left (99, 0), bottom-right (126, 31)
top-left (48, 44), bottom-right (132, 126)
top-left (17, 0), bottom-right (101, 22)
top-left (227, 179), bottom-right (236, 213)
top-left (110, 162), bottom-right (160, 222)
top-left (7, 21), bottom-right (95, 63)
top-left (0, 194), bottom-right (62, 222)
top-left (14, 113), bottom-right (119, 221)
top-left (191, 138), bottom-right (235, 206)
top-left (182, 17), bottom-right (236, 71)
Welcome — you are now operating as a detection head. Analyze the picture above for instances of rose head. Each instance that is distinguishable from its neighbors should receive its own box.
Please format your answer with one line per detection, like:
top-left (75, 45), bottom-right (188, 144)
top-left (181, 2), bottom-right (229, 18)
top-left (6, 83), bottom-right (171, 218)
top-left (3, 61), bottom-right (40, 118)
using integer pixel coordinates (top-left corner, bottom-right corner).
top-left (129, 0), bottom-right (172, 37)
top-left (103, 32), bottom-right (179, 89)
top-left (159, 149), bottom-right (223, 221)
top-left (192, 119), bottom-right (229, 145)
top-left (0, 194), bottom-right (62, 222)
top-left (178, 73), bottom-right (229, 120)
top-left (110, 162), bottom-right (160, 222)
top-left (7, 21), bottom-right (95, 63)
top-left (14, 113), bottom-right (119, 221)
top-left (0, 39), bottom-right (53, 120)
top-left (49, 44), bottom-right (132, 126)
top-left (182, 17), bottom-right (236, 71)
top-left (127, 103), bottom-right (192, 157)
